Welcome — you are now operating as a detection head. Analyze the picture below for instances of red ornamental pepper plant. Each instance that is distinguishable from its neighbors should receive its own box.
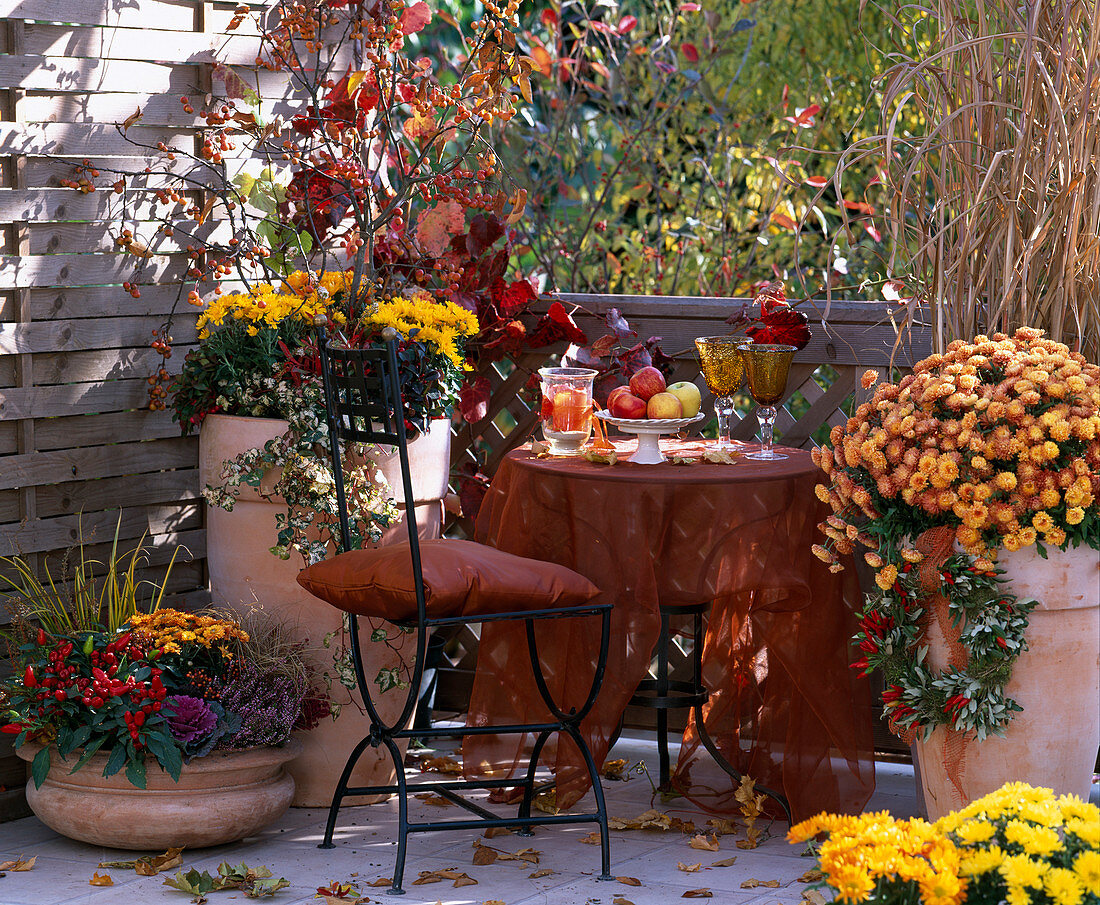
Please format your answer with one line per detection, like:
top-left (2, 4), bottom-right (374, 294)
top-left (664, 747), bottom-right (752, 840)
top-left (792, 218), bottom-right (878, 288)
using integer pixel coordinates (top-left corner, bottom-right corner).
top-left (2, 629), bottom-right (179, 790)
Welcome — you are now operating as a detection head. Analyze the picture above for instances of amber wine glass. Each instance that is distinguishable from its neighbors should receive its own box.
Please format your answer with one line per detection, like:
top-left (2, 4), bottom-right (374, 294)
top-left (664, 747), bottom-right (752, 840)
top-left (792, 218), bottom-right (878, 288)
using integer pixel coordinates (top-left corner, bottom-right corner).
top-left (739, 343), bottom-right (796, 460)
top-left (695, 335), bottom-right (747, 449)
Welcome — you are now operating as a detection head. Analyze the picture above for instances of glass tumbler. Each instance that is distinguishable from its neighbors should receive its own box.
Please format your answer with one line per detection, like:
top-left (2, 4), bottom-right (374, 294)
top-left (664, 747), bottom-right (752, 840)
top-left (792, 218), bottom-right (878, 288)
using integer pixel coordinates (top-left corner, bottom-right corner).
top-left (538, 367), bottom-right (597, 456)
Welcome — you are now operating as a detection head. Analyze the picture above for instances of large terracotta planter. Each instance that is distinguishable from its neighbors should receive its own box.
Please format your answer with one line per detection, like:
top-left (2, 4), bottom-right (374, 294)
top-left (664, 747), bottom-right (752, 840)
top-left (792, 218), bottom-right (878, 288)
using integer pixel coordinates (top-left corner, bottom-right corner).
top-left (17, 740), bottom-right (300, 849)
top-left (199, 414), bottom-right (451, 806)
top-left (916, 543), bottom-right (1100, 819)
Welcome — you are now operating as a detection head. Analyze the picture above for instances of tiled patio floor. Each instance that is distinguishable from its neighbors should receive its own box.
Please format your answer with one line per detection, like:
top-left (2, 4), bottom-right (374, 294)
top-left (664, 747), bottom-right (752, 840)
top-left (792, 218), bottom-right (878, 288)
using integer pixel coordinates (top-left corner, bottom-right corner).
top-left (0, 734), bottom-right (1091, 905)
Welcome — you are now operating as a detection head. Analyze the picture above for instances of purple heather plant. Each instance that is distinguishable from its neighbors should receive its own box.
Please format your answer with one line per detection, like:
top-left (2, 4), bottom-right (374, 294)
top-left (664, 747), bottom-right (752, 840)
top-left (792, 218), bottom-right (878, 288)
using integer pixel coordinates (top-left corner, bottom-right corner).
top-left (214, 661), bottom-right (306, 750)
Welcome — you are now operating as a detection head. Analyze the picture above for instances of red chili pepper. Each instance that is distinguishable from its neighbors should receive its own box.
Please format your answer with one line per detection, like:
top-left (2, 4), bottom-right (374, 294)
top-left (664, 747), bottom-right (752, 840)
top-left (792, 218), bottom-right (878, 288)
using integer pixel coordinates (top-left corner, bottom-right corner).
top-left (36, 629), bottom-right (47, 646)
top-left (23, 665), bottom-right (36, 688)
top-left (995, 637), bottom-right (1008, 649)
top-left (0, 723), bottom-right (23, 734)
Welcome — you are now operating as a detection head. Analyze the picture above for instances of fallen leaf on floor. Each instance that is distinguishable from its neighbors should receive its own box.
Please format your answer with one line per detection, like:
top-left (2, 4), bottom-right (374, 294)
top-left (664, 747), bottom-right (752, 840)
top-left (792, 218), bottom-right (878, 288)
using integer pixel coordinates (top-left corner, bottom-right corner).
top-left (734, 776), bottom-right (767, 821)
top-left (580, 831), bottom-right (601, 845)
top-left (533, 790), bottom-right (559, 814)
top-left (90, 872), bottom-right (114, 886)
top-left (710, 857), bottom-right (738, 867)
top-left (609, 810), bottom-right (673, 831)
top-left (315, 880), bottom-right (362, 900)
top-left (741, 878), bottom-right (782, 888)
top-left (415, 793), bottom-right (454, 807)
top-left (164, 867), bottom-right (217, 900)
top-left (798, 869), bottom-right (825, 883)
top-left (682, 888), bottom-right (713, 898)
top-left (0, 856), bottom-right (35, 871)
top-left (483, 827), bottom-right (514, 838)
top-left (678, 862), bottom-right (702, 873)
top-left (483, 900), bottom-right (506, 905)
top-left (601, 758), bottom-right (628, 781)
top-left (528, 869), bottom-right (555, 879)
top-left (129, 848), bottom-right (184, 876)
top-left (614, 898), bottom-right (637, 905)
top-left (215, 862), bottom-right (288, 898)
top-left (616, 876), bottom-right (641, 886)
top-left (706, 818), bottom-right (739, 836)
top-left (803, 889), bottom-right (829, 905)
top-left (689, 834), bottom-right (720, 852)
top-left (668, 455), bottom-right (696, 466)
top-left (412, 869), bottom-right (478, 888)
top-left (417, 755), bottom-right (463, 775)
top-left (367, 878), bottom-right (392, 887)
top-left (472, 839), bottom-right (541, 866)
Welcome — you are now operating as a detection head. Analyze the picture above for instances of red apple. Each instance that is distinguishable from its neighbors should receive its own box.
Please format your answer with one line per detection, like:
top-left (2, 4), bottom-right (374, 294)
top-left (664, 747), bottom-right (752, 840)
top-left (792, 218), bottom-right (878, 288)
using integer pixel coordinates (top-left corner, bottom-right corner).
top-left (647, 392), bottom-right (683, 419)
top-left (609, 392), bottom-right (648, 420)
top-left (629, 366), bottom-right (667, 401)
top-left (605, 385), bottom-right (631, 410)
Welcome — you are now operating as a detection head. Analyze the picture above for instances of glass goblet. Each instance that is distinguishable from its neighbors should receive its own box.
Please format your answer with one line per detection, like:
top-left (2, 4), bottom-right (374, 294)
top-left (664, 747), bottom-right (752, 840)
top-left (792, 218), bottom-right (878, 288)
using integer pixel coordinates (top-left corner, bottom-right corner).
top-left (739, 343), bottom-right (796, 460)
top-left (695, 335), bottom-right (747, 449)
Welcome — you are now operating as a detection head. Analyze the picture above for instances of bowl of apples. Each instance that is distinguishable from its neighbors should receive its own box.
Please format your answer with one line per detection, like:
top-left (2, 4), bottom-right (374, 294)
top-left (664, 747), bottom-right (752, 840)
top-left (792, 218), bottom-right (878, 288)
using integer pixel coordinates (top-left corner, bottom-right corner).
top-left (596, 367), bottom-right (705, 464)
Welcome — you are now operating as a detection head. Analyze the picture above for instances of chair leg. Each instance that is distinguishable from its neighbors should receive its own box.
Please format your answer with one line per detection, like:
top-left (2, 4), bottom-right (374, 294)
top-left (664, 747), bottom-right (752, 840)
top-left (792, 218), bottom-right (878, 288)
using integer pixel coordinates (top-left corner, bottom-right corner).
top-left (320, 733), bottom-right (379, 849)
top-left (517, 728), bottom-right (553, 836)
top-left (384, 735), bottom-right (411, 896)
top-left (563, 722), bottom-right (613, 881)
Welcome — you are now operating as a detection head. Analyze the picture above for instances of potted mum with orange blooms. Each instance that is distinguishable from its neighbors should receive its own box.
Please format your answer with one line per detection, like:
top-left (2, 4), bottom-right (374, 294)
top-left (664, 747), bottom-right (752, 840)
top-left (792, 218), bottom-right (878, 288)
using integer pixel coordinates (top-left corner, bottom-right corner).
top-left (811, 327), bottom-right (1100, 818)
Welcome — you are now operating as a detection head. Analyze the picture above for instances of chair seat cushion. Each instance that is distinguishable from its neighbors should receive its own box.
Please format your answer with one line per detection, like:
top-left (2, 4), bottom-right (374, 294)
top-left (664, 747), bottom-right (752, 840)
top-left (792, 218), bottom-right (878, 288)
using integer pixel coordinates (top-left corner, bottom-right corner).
top-left (297, 539), bottom-right (601, 622)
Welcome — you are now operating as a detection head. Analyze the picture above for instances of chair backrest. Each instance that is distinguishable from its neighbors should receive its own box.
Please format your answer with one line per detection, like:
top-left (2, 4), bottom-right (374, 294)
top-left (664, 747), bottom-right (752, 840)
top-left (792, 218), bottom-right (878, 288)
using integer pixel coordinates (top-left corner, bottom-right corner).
top-left (315, 332), bottom-right (425, 612)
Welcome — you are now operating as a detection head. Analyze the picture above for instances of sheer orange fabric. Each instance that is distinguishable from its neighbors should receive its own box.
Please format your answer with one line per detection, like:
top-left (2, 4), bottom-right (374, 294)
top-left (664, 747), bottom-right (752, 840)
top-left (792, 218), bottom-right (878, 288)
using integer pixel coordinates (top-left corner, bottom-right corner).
top-left (465, 441), bottom-right (874, 820)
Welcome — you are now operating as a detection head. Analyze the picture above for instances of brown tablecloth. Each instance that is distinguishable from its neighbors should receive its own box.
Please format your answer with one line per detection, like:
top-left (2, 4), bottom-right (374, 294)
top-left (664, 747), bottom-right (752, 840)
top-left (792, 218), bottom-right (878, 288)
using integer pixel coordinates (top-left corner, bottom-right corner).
top-left (465, 439), bottom-right (874, 820)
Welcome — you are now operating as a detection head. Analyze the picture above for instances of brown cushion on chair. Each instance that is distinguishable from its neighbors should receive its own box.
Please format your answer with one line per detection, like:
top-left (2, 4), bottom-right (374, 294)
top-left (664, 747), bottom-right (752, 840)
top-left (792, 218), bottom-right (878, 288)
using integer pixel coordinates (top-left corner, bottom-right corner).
top-left (297, 539), bottom-right (601, 622)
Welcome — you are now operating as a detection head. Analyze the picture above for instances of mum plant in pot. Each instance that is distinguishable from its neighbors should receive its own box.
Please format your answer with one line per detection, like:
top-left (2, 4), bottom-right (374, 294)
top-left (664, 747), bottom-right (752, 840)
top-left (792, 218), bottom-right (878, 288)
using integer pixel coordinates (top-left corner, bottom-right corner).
top-left (811, 328), bottom-right (1099, 818)
top-left (1, 539), bottom-right (310, 848)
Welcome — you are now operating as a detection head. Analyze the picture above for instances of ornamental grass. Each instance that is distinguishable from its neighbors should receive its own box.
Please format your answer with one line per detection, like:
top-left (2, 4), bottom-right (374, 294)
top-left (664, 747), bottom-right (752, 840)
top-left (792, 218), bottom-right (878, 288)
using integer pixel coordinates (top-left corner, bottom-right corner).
top-left (790, 783), bottom-right (1100, 905)
top-left (830, 0), bottom-right (1100, 358)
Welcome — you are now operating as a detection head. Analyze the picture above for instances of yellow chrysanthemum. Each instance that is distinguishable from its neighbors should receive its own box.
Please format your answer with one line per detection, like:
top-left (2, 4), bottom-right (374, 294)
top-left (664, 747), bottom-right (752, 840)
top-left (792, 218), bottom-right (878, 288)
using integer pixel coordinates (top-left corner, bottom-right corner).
top-left (1045, 867), bottom-right (1085, 905)
top-left (1073, 850), bottom-right (1100, 896)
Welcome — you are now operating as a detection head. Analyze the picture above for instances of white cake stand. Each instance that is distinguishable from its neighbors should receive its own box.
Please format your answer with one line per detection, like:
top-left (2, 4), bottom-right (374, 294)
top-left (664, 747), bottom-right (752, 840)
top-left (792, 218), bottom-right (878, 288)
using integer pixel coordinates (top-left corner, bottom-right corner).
top-left (595, 411), bottom-right (705, 464)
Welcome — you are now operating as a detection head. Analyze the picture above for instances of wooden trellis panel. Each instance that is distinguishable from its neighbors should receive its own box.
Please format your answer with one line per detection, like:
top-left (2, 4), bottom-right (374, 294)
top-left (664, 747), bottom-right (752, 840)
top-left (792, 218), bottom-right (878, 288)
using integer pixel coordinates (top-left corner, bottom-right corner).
top-left (435, 295), bottom-right (931, 753)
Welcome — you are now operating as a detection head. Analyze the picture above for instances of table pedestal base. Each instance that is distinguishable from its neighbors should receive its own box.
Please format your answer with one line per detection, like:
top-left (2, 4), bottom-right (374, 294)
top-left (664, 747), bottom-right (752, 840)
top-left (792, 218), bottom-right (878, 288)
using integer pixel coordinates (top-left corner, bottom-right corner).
top-left (629, 601), bottom-right (793, 824)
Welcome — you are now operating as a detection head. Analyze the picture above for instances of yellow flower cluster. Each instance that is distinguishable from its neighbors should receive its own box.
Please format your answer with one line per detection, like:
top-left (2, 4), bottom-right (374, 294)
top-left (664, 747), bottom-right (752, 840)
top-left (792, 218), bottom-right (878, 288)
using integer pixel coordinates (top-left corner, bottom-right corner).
top-left (936, 783), bottom-right (1100, 905)
top-left (127, 609), bottom-right (249, 656)
top-left (363, 293), bottom-right (480, 369)
top-left (812, 327), bottom-right (1100, 567)
top-left (791, 783), bottom-right (1100, 905)
top-left (789, 811), bottom-right (965, 905)
top-left (196, 270), bottom-right (352, 340)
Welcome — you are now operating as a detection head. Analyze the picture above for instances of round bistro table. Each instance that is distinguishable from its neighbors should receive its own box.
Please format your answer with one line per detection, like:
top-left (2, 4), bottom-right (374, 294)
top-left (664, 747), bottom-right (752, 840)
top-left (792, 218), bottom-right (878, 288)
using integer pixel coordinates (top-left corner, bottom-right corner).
top-left (464, 439), bottom-right (874, 821)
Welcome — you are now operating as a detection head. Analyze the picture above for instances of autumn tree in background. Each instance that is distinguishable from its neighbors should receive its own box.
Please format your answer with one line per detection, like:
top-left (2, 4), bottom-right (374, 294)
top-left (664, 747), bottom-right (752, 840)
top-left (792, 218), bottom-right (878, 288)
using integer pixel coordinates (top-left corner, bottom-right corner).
top-left (488, 0), bottom-right (907, 304)
top-left (100, 0), bottom-right (585, 416)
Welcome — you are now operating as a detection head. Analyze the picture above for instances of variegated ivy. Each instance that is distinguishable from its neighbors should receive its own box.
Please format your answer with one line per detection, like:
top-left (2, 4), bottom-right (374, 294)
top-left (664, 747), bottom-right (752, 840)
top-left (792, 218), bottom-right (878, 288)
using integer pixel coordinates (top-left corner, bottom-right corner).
top-left (852, 554), bottom-right (1038, 741)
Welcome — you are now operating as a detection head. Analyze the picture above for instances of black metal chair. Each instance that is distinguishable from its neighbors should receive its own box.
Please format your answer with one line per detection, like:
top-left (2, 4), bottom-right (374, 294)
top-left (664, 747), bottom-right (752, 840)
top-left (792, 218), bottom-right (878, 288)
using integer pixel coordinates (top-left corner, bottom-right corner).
top-left (309, 334), bottom-right (613, 894)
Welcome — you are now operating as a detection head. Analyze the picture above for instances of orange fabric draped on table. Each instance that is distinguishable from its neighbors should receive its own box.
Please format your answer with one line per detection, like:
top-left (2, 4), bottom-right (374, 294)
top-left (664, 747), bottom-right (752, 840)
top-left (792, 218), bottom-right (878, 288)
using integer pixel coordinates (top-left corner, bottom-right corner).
top-left (464, 440), bottom-right (874, 821)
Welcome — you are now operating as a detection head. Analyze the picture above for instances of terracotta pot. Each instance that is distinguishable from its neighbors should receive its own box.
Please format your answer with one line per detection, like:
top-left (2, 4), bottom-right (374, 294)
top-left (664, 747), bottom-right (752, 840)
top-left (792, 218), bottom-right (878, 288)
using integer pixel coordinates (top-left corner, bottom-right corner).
top-left (199, 414), bottom-right (451, 806)
top-left (915, 543), bottom-right (1100, 819)
top-left (17, 740), bottom-right (300, 849)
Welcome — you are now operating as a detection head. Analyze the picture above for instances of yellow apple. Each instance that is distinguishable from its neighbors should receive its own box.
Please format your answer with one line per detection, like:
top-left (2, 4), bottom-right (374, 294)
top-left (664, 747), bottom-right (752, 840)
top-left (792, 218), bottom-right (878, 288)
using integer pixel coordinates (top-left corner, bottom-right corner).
top-left (665, 381), bottom-right (702, 418)
top-left (646, 392), bottom-right (683, 419)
